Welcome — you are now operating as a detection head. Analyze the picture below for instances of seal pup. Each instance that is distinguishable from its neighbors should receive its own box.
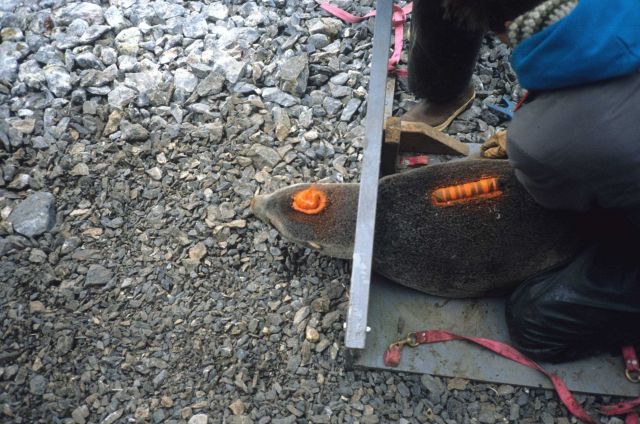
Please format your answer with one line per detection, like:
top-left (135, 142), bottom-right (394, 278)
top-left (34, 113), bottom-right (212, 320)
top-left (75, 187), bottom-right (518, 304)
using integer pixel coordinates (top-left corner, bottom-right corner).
top-left (251, 159), bottom-right (583, 298)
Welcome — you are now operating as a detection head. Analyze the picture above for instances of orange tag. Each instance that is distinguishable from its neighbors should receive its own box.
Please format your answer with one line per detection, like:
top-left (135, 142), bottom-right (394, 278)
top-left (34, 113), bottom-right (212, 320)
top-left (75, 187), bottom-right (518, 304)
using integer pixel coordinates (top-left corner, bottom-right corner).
top-left (292, 186), bottom-right (327, 214)
top-left (432, 177), bottom-right (501, 206)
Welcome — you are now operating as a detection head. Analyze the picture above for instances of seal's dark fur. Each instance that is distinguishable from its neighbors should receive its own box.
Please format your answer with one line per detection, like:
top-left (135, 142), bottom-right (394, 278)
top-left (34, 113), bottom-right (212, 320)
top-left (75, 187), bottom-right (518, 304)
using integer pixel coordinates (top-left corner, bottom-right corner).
top-left (373, 160), bottom-right (582, 297)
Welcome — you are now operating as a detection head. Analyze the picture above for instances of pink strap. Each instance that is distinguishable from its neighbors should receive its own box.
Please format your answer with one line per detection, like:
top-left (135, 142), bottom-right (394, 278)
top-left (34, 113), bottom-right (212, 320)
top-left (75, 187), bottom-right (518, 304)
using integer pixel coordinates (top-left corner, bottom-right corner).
top-left (384, 330), bottom-right (640, 424)
top-left (320, 2), bottom-right (412, 76)
top-left (388, 5), bottom-right (408, 77)
top-left (319, 3), bottom-right (377, 23)
top-left (601, 398), bottom-right (640, 416)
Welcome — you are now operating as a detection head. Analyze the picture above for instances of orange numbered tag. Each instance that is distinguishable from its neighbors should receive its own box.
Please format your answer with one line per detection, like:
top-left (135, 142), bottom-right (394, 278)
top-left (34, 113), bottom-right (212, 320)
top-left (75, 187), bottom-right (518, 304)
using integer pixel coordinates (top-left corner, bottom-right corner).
top-left (292, 187), bottom-right (327, 215)
top-left (432, 178), bottom-right (501, 206)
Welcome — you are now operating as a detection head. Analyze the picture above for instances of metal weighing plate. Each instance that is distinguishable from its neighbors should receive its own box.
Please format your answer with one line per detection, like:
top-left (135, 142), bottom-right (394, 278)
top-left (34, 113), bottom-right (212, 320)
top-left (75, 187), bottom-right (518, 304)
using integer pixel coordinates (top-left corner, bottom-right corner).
top-left (353, 274), bottom-right (639, 397)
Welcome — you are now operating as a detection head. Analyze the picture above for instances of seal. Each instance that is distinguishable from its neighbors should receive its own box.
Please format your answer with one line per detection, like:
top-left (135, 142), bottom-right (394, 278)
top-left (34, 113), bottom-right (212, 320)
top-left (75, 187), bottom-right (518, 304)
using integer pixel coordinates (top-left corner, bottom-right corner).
top-left (251, 159), bottom-right (583, 298)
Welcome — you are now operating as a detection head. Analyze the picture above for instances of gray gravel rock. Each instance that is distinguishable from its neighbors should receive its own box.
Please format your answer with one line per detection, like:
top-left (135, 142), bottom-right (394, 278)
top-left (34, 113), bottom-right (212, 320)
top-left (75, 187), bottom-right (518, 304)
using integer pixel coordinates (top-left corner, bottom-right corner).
top-left (183, 14), bottom-right (208, 39)
top-left (19, 59), bottom-right (45, 88)
top-left (80, 25), bottom-right (111, 44)
top-left (85, 264), bottom-right (113, 286)
top-left (8, 174), bottom-right (31, 190)
top-left (211, 50), bottom-right (246, 84)
top-left (0, 47), bottom-right (19, 83)
top-left (108, 84), bottom-right (137, 109)
top-left (115, 27), bottom-right (142, 55)
top-left (72, 405), bottom-right (90, 424)
top-left (340, 98), bottom-right (362, 122)
top-left (8, 192), bottom-right (56, 237)
top-left (1, 27), bottom-right (23, 42)
top-left (250, 144), bottom-right (281, 169)
top-left (322, 97), bottom-right (342, 116)
top-left (262, 87), bottom-right (298, 107)
top-left (101, 409), bottom-right (123, 424)
top-left (29, 374), bottom-right (48, 395)
top-left (279, 54), bottom-right (309, 96)
top-left (174, 69), bottom-right (198, 93)
top-left (53, 2), bottom-right (104, 25)
top-left (104, 6), bottom-right (127, 31)
top-left (308, 33), bottom-right (331, 49)
top-left (117, 55), bottom-right (138, 72)
top-left (309, 18), bottom-right (343, 37)
top-left (273, 107), bottom-right (291, 141)
top-left (196, 71), bottom-right (225, 96)
top-left (8, 118), bottom-right (36, 134)
top-left (44, 65), bottom-right (72, 97)
top-left (75, 52), bottom-right (102, 69)
top-left (70, 163), bottom-right (89, 176)
top-left (121, 122), bottom-right (149, 142)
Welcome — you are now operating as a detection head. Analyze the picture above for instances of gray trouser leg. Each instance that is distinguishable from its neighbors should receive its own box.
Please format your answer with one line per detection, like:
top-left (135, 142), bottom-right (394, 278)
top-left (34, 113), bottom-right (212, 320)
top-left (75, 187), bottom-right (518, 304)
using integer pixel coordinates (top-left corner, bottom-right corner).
top-left (507, 71), bottom-right (640, 213)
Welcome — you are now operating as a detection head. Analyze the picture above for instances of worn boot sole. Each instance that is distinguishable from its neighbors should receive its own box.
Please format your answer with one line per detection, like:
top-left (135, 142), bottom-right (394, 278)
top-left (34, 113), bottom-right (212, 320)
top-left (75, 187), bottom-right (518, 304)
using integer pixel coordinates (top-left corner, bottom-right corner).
top-left (401, 88), bottom-right (477, 131)
top-left (433, 88), bottom-right (476, 131)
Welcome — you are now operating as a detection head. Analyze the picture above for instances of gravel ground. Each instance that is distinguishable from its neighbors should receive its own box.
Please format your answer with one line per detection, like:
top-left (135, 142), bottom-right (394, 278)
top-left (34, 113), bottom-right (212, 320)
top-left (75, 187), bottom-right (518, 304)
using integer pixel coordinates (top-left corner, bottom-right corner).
top-left (0, 1), bottom-right (621, 423)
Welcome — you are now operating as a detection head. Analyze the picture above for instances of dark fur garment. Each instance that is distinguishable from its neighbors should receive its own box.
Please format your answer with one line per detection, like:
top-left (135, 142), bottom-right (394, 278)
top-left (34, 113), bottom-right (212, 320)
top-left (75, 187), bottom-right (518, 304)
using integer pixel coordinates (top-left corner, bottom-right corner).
top-left (373, 160), bottom-right (583, 297)
top-left (441, 0), bottom-right (547, 32)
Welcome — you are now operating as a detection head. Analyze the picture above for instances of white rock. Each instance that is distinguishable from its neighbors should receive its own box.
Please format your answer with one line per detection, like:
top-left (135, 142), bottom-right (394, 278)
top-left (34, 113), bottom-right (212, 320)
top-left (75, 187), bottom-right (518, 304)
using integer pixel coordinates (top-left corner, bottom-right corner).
top-left (188, 414), bottom-right (208, 424)
top-left (183, 14), bottom-right (208, 38)
top-left (44, 65), bottom-right (72, 97)
top-left (108, 85), bottom-right (137, 109)
top-left (146, 167), bottom-right (162, 181)
top-left (211, 50), bottom-right (246, 84)
top-left (115, 27), bottom-right (142, 55)
top-left (306, 327), bottom-right (320, 343)
top-left (124, 69), bottom-right (162, 93)
top-left (206, 3), bottom-right (229, 20)
top-left (53, 2), bottom-right (104, 25)
top-left (8, 118), bottom-right (36, 134)
top-left (104, 6), bottom-right (127, 31)
top-left (174, 69), bottom-right (198, 93)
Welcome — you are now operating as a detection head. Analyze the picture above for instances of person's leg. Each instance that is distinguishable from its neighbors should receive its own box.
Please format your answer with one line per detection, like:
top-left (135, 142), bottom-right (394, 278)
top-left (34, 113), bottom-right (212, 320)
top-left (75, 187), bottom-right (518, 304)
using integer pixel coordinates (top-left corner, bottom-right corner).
top-left (402, 0), bottom-right (482, 129)
top-left (506, 238), bottom-right (640, 363)
top-left (407, 0), bottom-right (483, 102)
top-left (403, 0), bottom-right (548, 129)
top-left (507, 71), bottom-right (640, 212)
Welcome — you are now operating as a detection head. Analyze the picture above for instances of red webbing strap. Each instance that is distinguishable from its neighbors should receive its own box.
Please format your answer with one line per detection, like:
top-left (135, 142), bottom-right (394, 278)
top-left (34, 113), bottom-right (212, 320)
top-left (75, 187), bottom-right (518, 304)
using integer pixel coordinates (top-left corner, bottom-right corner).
top-left (601, 398), bottom-right (640, 415)
top-left (513, 90), bottom-right (529, 112)
top-left (319, 2), bottom-right (377, 22)
top-left (320, 2), bottom-right (412, 76)
top-left (624, 345), bottom-right (640, 380)
top-left (384, 330), bottom-right (640, 424)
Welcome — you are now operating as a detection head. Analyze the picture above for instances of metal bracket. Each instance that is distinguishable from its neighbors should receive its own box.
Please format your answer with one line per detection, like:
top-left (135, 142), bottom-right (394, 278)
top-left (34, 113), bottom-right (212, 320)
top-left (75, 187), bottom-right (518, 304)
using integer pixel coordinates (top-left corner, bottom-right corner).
top-left (381, 118), bottom-right (471, 176)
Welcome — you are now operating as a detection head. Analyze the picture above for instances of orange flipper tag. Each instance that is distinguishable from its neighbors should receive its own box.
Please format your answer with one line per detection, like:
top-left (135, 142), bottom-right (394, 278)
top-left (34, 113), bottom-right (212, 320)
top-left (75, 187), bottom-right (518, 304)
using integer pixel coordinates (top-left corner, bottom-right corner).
top-left (292, 186), bottom-right (327, 215)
